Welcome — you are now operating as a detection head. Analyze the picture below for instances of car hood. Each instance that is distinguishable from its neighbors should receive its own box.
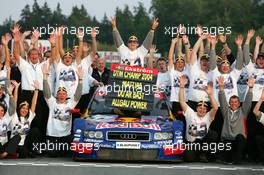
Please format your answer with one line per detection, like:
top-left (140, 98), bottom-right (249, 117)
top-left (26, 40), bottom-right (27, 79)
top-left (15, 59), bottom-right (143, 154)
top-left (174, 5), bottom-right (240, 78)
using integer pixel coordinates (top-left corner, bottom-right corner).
top-left (83, 114), bottom-right (174, 132)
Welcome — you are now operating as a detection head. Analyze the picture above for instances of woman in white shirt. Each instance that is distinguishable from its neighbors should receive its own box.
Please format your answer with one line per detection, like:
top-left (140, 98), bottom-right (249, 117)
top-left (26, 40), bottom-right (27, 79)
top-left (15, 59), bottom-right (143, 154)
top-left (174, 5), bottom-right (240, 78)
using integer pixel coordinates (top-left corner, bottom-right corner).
top-left (9, 80), bottom-right (39, 158)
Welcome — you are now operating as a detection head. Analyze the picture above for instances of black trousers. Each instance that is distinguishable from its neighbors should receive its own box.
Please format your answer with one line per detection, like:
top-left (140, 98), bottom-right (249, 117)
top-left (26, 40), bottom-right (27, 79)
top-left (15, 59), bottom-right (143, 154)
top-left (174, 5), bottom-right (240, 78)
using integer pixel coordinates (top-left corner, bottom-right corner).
top-left (255, 135), bottom-right (264, 162)
top-left (46, 135), bottom-right (73, 157)
top-left (0, 135), bottom-right (21, 155)
top-left (20, 90), bottom-right (49, 142)
top-left (222, 134), bottom-right (246, 163)
top-left (246, 101), bottom-right (264, 160)
top-left (18, 127), bottom-right (40, 158)
top-left (184, 130), bottom-right (219, 162)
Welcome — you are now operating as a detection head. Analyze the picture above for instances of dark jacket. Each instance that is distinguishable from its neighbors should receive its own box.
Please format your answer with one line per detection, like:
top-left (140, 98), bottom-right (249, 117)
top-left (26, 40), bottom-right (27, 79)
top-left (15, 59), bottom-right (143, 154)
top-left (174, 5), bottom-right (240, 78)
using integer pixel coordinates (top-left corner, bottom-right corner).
top-left (92, 68), bottom-right (110, 85)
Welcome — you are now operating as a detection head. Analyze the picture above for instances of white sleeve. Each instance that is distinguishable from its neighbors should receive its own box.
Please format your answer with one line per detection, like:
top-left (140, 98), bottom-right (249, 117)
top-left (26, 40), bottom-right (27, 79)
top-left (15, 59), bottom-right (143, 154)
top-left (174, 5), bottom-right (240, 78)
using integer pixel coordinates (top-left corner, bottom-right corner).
top-left (46, 96), bottom-right (56, 107)
top-left (17, 56), bottom-right (29, 72)
top-left (28, 110), bottom-right (36, 124)
top-left (117, 43), bottom-right (129, 54)
top-left (138, 45), bottom-right (148, 57)
top-left (231, 68), bottom-right (242, 80)
top-left (183, 106), bottom-right (195, 121)
top-left (87, 74), bottom-right (96, 86)
top-left (259, 112), bottom-right (264, 126)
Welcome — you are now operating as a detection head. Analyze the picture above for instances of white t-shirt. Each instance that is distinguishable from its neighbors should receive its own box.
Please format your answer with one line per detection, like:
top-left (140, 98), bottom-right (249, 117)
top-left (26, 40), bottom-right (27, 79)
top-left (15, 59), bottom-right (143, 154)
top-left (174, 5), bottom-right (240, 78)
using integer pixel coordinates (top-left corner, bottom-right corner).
top-left (156, 71), bottom-right (171, 90)
top-left (245, 62), bottom-right (264, 101)
top-left (259, 112), bottom-right (264, 126)
top-left (184, 106), bottom-right (213, 142)
top-left (210, 67), bottom-right (241, 105)
top-left (78, 55), bottom-right (95, 95)
top-left (18, 57), bottom-right (44, 91)
top-left (0, 114), bottom-right (11, 145)
top-left (188, 63), bottom-right (212, 102)
top-left (10, 111), bottom-right (35, 146)
top-left (118, 44), bottom-right (148, 67)
top-left (169, 67), bottom-right (190, 102)
top-left (46, 96), bottom-right (78, 137)
top-left (55, 61), bottom-right (79, 98)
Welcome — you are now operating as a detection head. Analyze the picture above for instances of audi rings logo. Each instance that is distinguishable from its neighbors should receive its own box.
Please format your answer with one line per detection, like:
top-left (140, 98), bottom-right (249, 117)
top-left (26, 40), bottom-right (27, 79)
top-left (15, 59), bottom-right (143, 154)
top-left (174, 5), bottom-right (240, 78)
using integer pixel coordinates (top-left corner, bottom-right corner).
top-left (120, 133), bottom-right (137, 140)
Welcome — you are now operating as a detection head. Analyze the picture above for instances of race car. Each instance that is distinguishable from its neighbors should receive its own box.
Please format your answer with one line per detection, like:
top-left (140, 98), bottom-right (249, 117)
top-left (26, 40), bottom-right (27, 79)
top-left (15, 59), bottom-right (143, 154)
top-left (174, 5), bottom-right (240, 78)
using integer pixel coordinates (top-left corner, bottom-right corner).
top-left (72, 87), bottom-right (184, 161)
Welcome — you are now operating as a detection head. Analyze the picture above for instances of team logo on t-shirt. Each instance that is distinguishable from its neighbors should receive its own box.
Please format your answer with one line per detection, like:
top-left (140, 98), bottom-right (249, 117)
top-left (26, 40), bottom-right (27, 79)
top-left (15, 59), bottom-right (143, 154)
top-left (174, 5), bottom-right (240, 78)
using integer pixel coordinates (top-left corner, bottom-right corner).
top-left (13, 121), bottom-right (30, 135)
top-left (237, 72), bottom-right (249, 85)
top-left (253, 73), bottom-right (264, 85)
top-left (173, 76), bottom-right (190, 88)
top-left (53, 108), bottom-right (71, 121)
top-left (193, 78), bottom-right (209, 90)
top-left (0, 123), bottom-right (8, 137)
top-left (188, 122), bottom-right (207, 138)
top-left (59, 69), bottom-right (76, 82)
top-left (133, 57), bottom-right (142, 66)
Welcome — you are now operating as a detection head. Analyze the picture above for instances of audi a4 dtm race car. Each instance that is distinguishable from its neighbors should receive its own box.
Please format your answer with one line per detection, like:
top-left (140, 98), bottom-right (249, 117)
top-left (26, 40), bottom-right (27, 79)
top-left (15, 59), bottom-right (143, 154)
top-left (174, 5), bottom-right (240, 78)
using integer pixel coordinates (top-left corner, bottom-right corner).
top-left (71, 87), bottom-right (185, 161)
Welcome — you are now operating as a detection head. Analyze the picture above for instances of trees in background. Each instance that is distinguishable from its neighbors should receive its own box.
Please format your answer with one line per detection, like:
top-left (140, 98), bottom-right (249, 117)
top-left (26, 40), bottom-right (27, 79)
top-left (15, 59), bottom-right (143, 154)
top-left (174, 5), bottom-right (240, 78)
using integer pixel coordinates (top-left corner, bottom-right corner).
top-left (0, 0), bottom-right (264, 54)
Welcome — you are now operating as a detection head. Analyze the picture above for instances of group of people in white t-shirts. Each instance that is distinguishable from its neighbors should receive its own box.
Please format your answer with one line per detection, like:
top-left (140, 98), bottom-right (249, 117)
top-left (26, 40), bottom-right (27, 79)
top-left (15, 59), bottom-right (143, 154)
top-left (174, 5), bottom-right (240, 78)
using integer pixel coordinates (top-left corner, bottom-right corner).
top-left (0, 18), bottom-right (264, 164)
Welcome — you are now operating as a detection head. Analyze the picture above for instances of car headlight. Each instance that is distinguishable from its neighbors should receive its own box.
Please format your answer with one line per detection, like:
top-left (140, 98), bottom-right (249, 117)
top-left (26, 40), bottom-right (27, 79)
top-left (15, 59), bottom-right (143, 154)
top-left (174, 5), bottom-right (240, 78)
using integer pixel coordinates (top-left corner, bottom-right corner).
top-left (84, 131), bottom-right (103, 139)
top-left (154, 132), bottom-right (173, 140)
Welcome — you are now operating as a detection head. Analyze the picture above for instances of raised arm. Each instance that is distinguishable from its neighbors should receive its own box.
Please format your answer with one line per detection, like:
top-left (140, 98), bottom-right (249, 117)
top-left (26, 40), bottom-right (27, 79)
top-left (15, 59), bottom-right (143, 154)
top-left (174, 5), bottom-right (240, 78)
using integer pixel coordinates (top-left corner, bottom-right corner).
top-left (20, 31), bottom-right (31, 58)
top-left (209, 35), bottom-right (218, 70)
top-left (58, 26), bottom-right (65, 57)
top-left (148, 45), bottom-right (158, 68)
top-left (30, 30), bottom-right (40, 50)
top-left (30, 81), bottom-right (39, 113)
top-left (253, 36), bottom-right (262, 62)
top-left (217, 76), bottom-right (229, 118)
top-left (190, 33), bottom-right (207, 65)
top-left (219, 34), bottom-right (231, 56)
top-left (168, 38), bottom-right (178, 69)
top-left (234, 34), bottom-right (243, 70)
top-left (1, 33), bottom-right (12, 69)
top-left (75, 29), bottom-right (84, 65)
top-left (42, 64), bottom-right (51, 99)
top-left (244, 29), bottom-right (255, 65)
top-left (111, 17), bottom-right (124, 48)
top-left (182, 35), bottom-right (191, 65)
top-left (253, 89), bottom-right (264, 121)
top-left (48, 32), bottom-right (57, 65)
top-left (12, 27), bottom-right (23, 65)
top-left (91, 28), bottom-right (98, 54)
top-left (74, 67), bottom-right (83, 102)
top-left (179, 75), bottom-right (188, 113)
top-left (7, 81), bottom-right (20, 116)
top-left (206, 82), bottom-right (218, 120)
top-left (241, 78), bottom-right (254, 116)
top-left (142, 18), bottom-right (159, 50)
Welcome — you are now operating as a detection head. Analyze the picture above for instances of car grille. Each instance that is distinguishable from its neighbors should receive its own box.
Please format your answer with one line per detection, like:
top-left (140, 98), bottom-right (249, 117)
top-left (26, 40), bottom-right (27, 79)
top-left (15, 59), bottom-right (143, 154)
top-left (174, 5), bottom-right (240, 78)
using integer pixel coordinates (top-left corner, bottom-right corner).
top-left (97, 149), bottom-right (158, 160)
top-left (107, 132), bottom-right (150, 141)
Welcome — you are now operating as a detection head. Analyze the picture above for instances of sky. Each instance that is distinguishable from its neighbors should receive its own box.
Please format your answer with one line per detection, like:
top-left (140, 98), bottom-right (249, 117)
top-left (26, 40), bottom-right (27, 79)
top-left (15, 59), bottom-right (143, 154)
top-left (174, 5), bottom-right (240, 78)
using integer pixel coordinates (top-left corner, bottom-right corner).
top-left (0, 0), bottom-right (152, 23)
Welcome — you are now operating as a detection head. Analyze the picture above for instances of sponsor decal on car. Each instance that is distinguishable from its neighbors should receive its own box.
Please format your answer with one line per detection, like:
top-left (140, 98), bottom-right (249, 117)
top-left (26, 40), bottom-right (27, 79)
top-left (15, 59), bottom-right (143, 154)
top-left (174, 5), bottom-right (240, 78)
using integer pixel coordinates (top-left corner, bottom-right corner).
top-left (116, 142), bottom-right (141, 149)
top-left (96, 122), bottom-right (161, 131)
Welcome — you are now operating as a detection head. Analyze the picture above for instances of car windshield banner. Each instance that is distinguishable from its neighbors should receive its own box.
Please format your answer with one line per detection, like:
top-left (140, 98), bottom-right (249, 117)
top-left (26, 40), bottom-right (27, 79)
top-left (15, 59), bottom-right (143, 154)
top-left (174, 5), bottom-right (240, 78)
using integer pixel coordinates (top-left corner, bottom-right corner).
top-left (105, 64), bottom-right (158, 112)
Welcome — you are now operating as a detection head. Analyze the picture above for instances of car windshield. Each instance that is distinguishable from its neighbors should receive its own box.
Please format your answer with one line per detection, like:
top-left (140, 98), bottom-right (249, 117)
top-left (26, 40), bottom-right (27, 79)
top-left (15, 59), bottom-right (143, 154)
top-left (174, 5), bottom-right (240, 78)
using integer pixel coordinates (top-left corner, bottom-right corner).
top-left (89, 88), bottom-right (169, 117)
